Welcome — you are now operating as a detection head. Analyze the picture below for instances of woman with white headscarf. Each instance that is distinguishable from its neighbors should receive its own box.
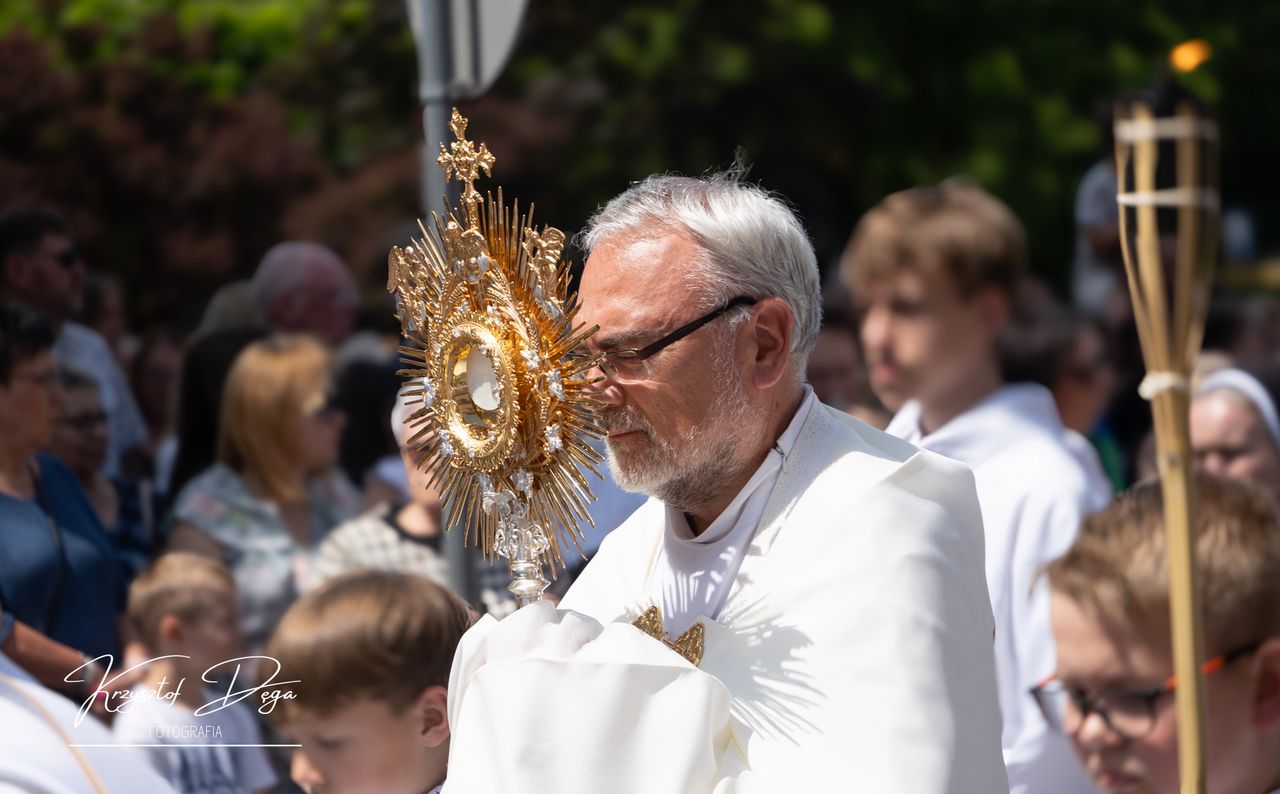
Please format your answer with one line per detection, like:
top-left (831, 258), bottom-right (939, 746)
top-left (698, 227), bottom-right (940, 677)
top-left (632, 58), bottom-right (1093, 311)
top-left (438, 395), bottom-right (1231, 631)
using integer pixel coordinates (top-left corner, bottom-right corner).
top-left (1191, 363), bottom-right (1280, 504)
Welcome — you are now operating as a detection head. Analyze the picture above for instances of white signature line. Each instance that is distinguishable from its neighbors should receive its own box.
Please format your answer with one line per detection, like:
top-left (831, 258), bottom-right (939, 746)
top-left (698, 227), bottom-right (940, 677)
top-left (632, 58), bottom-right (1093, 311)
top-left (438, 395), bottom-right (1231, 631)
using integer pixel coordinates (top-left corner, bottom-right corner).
top-left (68, 744), bottom-right (301, 748)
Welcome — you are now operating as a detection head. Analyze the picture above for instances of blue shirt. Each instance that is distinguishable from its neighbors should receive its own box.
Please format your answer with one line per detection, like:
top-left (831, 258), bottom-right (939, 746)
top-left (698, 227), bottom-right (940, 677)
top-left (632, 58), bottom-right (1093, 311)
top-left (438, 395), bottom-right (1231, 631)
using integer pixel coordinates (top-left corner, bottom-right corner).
top-left (0, 453), bottom-right (124, 660)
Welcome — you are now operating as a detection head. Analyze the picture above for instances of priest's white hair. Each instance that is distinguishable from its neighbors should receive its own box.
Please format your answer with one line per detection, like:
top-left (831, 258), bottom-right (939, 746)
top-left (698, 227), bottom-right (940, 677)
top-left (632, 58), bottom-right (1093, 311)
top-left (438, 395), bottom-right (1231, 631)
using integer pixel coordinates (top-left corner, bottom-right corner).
top-left (578, 170), bottom-right (822, 374)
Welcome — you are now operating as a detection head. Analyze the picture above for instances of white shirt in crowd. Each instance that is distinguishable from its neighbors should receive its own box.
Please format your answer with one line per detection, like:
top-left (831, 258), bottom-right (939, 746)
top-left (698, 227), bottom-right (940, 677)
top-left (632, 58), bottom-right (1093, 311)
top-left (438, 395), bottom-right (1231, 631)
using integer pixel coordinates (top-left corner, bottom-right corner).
top-left (53, 321), bottom-right (149, 478)
top-left (648, 387), bottom-right (815, 635)
top-left (1063, 427), bottom-right (1114, 502)
top-left (113, 684), bottom-right (275, 794)
top-left (888, 383), bottom-right (1110, 794)
top-left (0, 652), bottom-right (177, 793)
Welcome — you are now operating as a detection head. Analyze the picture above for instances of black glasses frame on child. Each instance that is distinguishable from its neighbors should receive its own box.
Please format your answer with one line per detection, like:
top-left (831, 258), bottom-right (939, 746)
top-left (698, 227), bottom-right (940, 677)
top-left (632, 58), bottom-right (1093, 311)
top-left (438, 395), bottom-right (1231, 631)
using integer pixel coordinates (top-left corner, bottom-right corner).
top-left (1030, 639), bottom-right (1261, 740)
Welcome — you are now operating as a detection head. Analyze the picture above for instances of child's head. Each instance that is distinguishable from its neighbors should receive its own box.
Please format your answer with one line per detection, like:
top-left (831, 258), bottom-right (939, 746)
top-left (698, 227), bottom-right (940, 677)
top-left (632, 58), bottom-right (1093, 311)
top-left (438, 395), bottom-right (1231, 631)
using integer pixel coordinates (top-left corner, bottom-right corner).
top-left (265, 570), bottom-right (473, 794)
top-left (839, 180), bottom-right (1024, 412)
top-left (1042, 474), bottom-right (1280, 793)
top-left (127, 553), bottom-right (242, 673)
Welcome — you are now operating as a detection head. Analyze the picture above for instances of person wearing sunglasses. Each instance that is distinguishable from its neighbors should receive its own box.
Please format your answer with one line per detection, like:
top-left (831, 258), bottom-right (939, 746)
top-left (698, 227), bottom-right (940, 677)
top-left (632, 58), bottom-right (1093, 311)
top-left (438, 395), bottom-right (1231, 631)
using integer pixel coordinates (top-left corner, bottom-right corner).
top-left (0, 207), bottom-right (148, 480)
top-left (167, 334), bottom-right (360, 653)
top-left (1038, 473), bottom-right (1280, 793)
top-left (443, 172), bottom-right (1007, 792)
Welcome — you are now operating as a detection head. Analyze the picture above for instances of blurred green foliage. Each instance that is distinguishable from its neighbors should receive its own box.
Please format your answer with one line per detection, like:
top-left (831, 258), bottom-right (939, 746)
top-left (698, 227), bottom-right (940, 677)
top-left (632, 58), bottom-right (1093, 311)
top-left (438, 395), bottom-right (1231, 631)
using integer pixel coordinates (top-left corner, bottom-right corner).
top-left (1, 0), bottom-right (1276, 324)
top-left (500, 0), bottom-right (1275, 289)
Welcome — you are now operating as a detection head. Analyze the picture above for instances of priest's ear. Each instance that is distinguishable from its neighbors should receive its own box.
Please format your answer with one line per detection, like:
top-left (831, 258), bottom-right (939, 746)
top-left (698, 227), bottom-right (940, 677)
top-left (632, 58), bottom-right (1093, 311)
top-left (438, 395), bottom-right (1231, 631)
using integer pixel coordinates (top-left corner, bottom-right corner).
top-left (416, 684), bottom-right (450, 748)
top-left (746, 296), bottom-right (794, 390)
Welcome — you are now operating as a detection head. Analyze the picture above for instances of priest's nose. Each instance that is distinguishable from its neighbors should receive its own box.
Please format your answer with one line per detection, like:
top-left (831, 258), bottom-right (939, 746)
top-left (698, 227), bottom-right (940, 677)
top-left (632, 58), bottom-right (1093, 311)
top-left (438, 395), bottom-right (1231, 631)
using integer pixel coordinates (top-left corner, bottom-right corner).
top-left (586, 365), bottom-right (626, 407)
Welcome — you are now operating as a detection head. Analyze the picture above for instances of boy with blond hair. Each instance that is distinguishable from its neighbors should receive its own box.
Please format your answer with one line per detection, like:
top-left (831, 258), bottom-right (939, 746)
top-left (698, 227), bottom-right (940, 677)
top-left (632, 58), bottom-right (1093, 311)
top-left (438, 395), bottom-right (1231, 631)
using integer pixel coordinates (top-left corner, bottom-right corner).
top-left (265, 569), bottom-right (472, 794)
top-left (113, 552), bottom-right (275, 793)
top-left (1037, 474), bottom-right (1280, 792)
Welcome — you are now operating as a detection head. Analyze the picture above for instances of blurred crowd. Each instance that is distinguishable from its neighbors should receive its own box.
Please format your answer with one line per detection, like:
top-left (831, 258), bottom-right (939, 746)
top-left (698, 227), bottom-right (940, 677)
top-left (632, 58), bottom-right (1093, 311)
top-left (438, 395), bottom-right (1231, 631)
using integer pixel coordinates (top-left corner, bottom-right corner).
top-left (0, 139), bottom-right (1277, 793)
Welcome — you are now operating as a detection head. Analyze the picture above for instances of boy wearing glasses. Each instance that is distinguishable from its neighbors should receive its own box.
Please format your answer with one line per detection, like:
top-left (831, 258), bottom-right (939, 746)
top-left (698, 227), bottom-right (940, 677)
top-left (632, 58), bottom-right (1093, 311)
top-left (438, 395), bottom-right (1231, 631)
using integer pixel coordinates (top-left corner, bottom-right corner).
top-left (1037, 473), bottom-right (1280, 792)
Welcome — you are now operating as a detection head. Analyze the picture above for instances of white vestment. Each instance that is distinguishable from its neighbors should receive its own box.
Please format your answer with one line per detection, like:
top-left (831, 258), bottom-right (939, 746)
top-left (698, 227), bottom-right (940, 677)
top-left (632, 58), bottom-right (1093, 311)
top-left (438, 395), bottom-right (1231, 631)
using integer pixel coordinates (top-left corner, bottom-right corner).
top-left (446, 400), bottom-right (1008, 792)
top-left (888, 384), bottom-right (1107, 793)
top-left (0, 652), bottom-right (177, 794)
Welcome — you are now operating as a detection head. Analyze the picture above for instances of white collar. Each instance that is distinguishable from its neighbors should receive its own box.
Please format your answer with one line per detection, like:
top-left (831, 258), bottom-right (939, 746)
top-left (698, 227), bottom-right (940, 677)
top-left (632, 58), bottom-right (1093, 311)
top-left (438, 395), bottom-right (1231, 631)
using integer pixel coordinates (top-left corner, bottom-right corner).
top-left (886, 383), bottom-right (1064, 465)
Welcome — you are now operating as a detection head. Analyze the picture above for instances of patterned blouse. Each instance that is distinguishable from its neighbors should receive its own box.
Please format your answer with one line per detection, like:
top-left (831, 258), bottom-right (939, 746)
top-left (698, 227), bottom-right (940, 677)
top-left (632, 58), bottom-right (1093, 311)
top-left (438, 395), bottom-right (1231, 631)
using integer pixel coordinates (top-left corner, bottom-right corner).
top-left (168, 464), bottom-right (360, 651)
top-left (311, 503), bottom-right (528, 617)
top-left (312, 503), bottom-right (451, 588)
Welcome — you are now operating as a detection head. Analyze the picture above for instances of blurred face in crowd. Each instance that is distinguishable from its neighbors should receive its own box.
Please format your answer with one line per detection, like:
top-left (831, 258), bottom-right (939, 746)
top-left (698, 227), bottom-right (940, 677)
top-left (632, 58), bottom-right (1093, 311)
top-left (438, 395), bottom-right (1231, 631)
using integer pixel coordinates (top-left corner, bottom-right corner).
top-left (1190, 392), bottom-right (1280, 504)
top-left (4, 232), bottom-right (86, 322)
top-left (269, 262), bottom-right (358, 345)
top-left (1052, 323), bottom-right (1117, 434)
top-left (286, 690), bottom-right (449, 794)
top-left (0, 351), bottom-right (63, 457)
top-left (48, 384), bottom-right (108, 479)
top-left (856, 268), bottom-right (1005, 414)
top-left (578, 231), bottom-right (762, 512)
top-left (1050, 595), bottom-right (1279, 794)
top-left (295, 381), bottom-right (345, 475)
top-left (806, 326), bottom-right (863, 409)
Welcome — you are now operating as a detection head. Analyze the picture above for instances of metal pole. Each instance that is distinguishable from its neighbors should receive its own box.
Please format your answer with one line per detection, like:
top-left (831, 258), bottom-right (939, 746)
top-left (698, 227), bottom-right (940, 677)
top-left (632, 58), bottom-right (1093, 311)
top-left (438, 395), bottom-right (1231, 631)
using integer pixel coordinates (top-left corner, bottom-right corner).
top-left (408, 0), bottom-right (471, 602)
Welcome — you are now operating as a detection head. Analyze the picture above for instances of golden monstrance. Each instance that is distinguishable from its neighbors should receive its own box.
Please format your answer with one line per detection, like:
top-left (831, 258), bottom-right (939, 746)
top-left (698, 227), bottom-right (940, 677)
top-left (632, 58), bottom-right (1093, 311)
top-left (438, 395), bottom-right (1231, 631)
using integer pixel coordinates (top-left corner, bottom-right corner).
top-left (387, 109), bottom-right (604, 606)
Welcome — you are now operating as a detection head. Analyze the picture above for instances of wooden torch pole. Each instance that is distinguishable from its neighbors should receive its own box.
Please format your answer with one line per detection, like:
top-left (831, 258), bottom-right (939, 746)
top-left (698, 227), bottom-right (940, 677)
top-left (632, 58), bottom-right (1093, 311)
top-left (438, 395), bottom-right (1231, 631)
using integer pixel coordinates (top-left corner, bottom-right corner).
top-left (1115, 99), bottom-right (1216, 794)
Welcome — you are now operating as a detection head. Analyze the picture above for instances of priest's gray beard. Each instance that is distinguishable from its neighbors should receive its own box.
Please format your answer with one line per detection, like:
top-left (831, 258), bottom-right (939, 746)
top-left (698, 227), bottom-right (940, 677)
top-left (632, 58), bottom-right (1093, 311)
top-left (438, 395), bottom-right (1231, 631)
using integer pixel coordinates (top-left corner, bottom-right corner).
top-left (602, 344), bottom-right (758, 514)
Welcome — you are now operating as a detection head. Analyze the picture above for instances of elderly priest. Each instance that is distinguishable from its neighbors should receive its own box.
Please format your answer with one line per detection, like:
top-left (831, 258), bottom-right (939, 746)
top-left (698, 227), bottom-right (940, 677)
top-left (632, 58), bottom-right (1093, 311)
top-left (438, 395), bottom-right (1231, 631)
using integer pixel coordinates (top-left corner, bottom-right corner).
top-left (443, 172), bottom-right (1008, 793)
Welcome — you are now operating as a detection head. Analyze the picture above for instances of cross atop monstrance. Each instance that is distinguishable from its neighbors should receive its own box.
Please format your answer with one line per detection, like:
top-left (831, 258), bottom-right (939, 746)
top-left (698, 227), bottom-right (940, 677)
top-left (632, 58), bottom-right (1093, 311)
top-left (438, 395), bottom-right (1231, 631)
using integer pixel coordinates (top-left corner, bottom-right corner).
top-left (436, 108), bottom-right (495, 227)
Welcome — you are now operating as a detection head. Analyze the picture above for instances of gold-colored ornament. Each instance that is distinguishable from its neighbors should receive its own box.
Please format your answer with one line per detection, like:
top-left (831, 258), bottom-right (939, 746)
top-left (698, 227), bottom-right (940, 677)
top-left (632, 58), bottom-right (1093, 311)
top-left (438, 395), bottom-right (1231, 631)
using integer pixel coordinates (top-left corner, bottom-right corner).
top-left (388, 108), bottom-right (605, 605)
top-left (631, 606), bottom-right (705, 667)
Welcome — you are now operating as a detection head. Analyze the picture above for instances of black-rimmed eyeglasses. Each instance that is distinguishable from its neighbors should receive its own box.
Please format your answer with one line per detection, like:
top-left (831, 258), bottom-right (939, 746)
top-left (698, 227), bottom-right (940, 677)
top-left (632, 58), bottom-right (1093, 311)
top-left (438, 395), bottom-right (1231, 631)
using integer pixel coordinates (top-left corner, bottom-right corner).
top-left (589, 295), bottom-right (757, 384)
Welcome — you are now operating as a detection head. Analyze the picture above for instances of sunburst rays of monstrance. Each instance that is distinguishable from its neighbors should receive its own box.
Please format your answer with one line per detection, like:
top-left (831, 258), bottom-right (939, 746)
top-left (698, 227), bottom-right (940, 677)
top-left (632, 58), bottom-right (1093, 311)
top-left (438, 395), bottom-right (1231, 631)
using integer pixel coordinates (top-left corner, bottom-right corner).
top-left (387, 109), bottom-right (604, 606)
